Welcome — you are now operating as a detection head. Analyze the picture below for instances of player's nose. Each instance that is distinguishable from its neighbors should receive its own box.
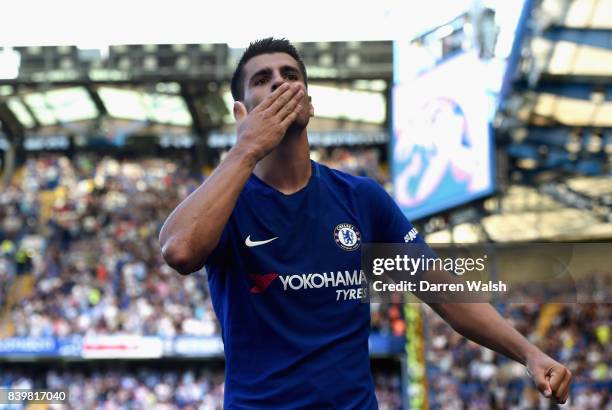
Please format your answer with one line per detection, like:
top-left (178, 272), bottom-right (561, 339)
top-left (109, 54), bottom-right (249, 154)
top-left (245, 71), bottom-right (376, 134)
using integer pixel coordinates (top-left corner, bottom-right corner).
top-left (270, 74), bottom-right (286, 92)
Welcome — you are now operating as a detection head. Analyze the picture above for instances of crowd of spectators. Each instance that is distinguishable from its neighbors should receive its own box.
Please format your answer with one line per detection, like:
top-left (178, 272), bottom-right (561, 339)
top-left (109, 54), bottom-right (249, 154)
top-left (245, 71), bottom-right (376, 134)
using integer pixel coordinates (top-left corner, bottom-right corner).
top-left (425, 296), bottom-right (611, 409)
top-left (0, 365), bottom-right (401, 410)
top-left (1, 154), bottom-right (219, 338)
top-left (1, 365), bottom-right (225, 410)
top-left (313, 147), bottom-right (390, 187)
top-left (0, 152), bottom-right (403, 408)
top-left (1, 153), bottom-right (610, 409)
top-left (0, 153), bottom-right (397, 339)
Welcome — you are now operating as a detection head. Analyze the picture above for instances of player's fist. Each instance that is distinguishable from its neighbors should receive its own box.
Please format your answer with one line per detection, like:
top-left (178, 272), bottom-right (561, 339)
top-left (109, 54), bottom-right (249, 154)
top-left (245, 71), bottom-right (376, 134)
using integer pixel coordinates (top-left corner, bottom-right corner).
top-left (234, 82), bottom-right (304, 162)
top-left (527, 351), bottom-right (572, 404)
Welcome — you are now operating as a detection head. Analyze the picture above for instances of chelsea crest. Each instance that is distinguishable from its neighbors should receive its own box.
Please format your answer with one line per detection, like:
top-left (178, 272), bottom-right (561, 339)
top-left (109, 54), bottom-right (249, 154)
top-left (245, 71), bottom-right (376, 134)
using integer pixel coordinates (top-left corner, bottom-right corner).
top-left (334, 223), bottom-right (361, 251)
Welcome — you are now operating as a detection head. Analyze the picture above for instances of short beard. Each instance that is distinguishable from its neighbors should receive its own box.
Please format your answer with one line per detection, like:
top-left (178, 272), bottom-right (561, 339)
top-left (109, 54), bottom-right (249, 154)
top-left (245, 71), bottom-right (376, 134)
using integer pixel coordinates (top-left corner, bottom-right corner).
top-left (285, 122), bottom-right (303, 135)
top-left (285, 115), bottom-right (309, 135)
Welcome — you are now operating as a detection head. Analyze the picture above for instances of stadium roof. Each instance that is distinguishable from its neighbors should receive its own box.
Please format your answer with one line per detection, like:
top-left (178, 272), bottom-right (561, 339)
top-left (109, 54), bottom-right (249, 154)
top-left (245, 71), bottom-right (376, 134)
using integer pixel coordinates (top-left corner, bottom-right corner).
top-left (540, 0), bottom-right (612, 29)
top-left (426, 182), bottom-right (612, 243)
top-left (1, 0), bottom-right (472, 46)
top-left (0, 79), bottom-right (389, 145)
top-left (499, 0), bottom-right (612, 170)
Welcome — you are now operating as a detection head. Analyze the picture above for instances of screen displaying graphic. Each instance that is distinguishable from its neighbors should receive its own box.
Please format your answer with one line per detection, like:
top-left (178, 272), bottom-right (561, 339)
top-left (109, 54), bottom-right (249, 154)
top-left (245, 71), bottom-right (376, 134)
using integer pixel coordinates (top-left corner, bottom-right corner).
top-left (392, 51), bottom-right (495, 220)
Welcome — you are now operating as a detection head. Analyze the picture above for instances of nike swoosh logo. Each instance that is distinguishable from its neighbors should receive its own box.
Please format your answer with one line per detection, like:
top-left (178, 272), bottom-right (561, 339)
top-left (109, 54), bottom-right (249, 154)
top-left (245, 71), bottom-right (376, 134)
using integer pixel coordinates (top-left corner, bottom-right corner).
top-left (245, 235), bottom-right (278, 247)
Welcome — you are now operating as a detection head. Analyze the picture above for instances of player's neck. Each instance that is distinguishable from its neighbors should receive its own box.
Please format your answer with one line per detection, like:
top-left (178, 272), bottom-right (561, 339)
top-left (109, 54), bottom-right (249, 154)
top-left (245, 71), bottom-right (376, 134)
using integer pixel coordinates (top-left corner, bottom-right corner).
top-left (254, 129), bottom-right (311, 195)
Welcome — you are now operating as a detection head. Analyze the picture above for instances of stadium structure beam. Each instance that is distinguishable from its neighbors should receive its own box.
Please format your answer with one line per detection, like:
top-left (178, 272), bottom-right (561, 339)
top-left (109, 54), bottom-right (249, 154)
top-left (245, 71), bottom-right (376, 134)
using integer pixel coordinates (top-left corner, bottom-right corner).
top-left (180, 82), bottom-right (205, 137)
top-left (0, 103), bottom-right (23, 143)
top-left (0, 103), bottom-right (25, 184)
top-left (521, 127), bottom-right (612, 149)
top-left (527, 124), bottom-right (612, 132)
top-left (517, 73), bottom-right (612, 86)
top-left (540, 182), bottom-right (611, 222)
top-left (0, 75), bottom-right (387, 88)
top-left (543, 26), bottom-right (612, 50)
top-left (513, 80), bottom-right (612, 101)
top-left (178, 82), bottom-right (222, 172)
top-left (85, 85), bottom-right (107, 117)
top-left (540, 74), bottom-right (612, 85)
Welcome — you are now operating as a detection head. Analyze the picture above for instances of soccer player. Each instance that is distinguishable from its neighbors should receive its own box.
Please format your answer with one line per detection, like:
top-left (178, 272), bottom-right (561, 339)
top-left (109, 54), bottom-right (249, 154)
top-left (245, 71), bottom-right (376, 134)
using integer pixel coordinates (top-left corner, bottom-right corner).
top-left (159, 38), bottom-right (572, 408)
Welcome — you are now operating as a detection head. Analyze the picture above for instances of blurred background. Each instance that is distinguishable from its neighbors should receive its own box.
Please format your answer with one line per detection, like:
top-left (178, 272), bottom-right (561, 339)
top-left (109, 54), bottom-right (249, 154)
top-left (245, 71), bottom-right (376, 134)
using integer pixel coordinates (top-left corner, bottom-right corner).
top-left (0, 0), bottom-right (610, 408)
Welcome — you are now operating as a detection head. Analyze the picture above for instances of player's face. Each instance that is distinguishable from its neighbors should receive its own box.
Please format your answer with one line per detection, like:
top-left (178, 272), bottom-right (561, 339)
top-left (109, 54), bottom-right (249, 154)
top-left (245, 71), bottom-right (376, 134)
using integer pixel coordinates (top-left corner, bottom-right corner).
top-left (242, 52), bottom-right (313, 128)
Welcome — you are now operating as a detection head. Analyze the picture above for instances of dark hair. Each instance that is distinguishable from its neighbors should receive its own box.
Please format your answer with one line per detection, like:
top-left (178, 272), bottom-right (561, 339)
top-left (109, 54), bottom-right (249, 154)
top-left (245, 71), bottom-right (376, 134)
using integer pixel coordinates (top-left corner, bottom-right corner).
top-left (230, 37), bottom-right (308, 101)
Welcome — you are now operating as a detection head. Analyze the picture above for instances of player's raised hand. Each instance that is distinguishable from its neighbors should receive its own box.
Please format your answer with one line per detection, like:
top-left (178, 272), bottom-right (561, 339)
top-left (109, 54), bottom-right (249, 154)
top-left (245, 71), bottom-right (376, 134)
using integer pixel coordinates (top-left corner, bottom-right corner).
top-left (234, 82), bottom-right (304, 162)
top-left (527, 351), bottom-right (573, 404)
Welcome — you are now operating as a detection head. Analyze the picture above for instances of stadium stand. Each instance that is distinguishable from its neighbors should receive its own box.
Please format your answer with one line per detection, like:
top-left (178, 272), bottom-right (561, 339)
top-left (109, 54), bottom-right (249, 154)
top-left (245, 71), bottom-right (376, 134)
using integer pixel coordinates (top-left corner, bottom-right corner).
top-left (425, 300), bottom-right (611, 409)
top-left (0, 1), bottom-right (610, 408)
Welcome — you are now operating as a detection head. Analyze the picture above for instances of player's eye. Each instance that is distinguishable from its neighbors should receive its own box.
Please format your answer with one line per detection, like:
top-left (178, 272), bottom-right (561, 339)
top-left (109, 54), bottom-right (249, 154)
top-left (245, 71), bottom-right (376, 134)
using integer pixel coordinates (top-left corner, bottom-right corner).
top-left (254, 77), bottom-right (267, 86)
top-left (286, 73), bottom-right (298, 80)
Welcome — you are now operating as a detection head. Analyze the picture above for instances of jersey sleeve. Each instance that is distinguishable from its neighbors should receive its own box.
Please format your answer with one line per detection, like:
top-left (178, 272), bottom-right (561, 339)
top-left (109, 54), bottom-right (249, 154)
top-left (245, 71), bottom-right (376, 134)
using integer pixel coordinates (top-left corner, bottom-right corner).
top-left (362, 178), bottom-right (425, 244)
top-left (204, 218), bottom-right (233, 271)
top-left (362, 178), bottom-right (438, 280)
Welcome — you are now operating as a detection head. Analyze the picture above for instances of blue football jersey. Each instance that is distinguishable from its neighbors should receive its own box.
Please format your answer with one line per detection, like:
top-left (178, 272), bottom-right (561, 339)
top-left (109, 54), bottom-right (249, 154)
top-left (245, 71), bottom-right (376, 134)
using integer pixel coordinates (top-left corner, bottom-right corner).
top-left (205, 160), bottom-right (426, 409)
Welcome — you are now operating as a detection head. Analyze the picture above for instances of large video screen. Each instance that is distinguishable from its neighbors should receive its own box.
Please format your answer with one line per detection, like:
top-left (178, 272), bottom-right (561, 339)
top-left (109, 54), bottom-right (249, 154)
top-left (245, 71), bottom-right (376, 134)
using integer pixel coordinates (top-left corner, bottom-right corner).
top-left (391, 51), bottom-right (495, 220)
top-left (391, 1), bottom-right (530, 221)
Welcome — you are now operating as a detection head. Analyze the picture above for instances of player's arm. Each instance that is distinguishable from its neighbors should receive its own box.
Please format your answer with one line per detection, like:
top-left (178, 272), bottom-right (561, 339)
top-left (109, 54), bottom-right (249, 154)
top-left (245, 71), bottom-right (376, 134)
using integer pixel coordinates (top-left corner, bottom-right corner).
top-left (159, 82), bottom-right (304, 274)
top-left (371, 178), bottom-right (572, 403)
top-left (428, 302), bottom-right (573, 404)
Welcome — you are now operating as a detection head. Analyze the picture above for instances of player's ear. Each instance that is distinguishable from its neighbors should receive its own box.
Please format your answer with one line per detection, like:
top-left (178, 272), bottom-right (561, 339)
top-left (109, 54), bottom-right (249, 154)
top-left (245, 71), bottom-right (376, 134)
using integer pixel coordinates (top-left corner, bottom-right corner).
top-left (233, 101), bottom-right (247, 122)
top-left (308, 95), bottom-right (314, 117)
